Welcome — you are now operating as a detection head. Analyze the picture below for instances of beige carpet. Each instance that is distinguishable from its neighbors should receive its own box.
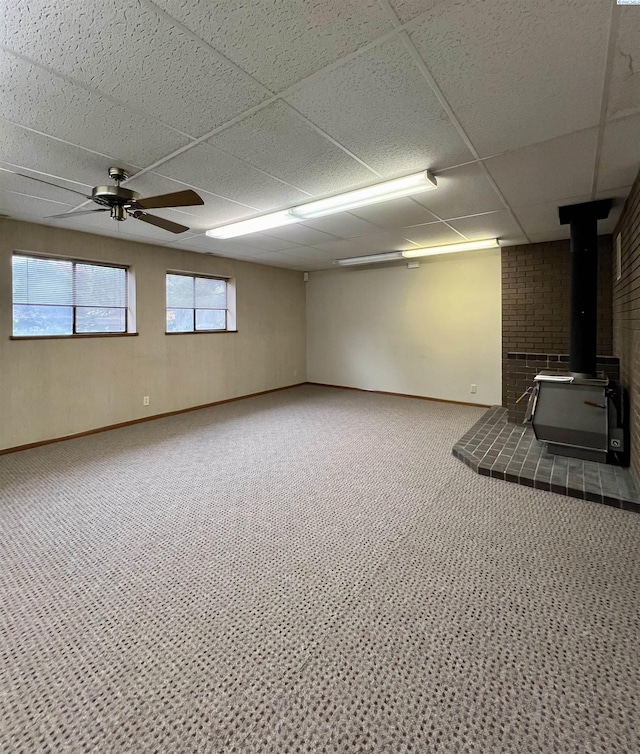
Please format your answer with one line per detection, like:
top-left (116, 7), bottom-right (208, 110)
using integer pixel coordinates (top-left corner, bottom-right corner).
top-left (1, 385), bottom-right (639, 753)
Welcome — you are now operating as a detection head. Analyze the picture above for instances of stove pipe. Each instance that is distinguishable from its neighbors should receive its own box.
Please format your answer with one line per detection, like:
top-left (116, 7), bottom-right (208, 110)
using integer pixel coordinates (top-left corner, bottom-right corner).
top-left (558, 199), bottom-right (612, 378)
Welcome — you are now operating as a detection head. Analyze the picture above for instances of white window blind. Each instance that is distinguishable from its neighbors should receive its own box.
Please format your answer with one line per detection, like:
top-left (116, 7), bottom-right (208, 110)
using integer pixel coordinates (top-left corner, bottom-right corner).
top-left (166, 273), bottom-right (227, 332)
top-left (12, 254), bottom-right (128, 336)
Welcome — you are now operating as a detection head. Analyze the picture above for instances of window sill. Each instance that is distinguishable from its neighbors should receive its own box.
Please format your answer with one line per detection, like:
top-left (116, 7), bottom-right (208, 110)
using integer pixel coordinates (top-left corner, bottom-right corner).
top-left (165, 330), bottom-right (238, 335)
top-left (10, 333), bottom-right (139, 341)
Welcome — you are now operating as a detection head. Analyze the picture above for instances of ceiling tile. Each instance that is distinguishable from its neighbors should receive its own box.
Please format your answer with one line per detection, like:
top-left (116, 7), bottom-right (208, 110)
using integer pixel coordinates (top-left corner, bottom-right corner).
top-left (0, 122), bottom-right (138, 190)
top-left (260, 224), bottom-right (339, 246)
top-left (126, 173), bottom-right (254, 229)
top-left (271, 247), bottom-right (335, 263)
top-left (527, 228), bottom-right (571, 243)
top-left (209, 101), bottom-right (375, 195)
top-left (414, 163), bottom-right (504, 219)
top-left (513, 195), bottom-right (590, 236)
top-left (335, 230), bottom-right (423, 253)
top-left (597, 115), bottom-right (640, 192)
top-left (446, 210), bottom-right (527, 246)
top-left (285, 36), bottom-right (474, 175)
top-left (223, 233), bottom-right (304, 252)
top-left (310, 238), bottom-right (373, 258)
top-left (0, 50), bottom-right (189, 166)
top-left (399, 222), bottom-right (464, 247)
top-left (483, 129), bottom-right (599, 208)
top-left (350, 197), bottom-right (439, 228)
top-left (1, 0), bottom-right (268, 137)
top-left (154, 144), bottom-right (309, 210)
top-left (387, 0), bottom-right (442, 24)
top-left (409, 0), bottom-right (610, 156)
top-left (0, 168), bottom-right (90, 205)
top-left (0, 190), bottom-right (75, 222)
top-left (300, 213), bottom-right (381, 238)
top-left (150, 0), bottom-right (393, 92)
top-left (606, 8), bottom-right (640, 120)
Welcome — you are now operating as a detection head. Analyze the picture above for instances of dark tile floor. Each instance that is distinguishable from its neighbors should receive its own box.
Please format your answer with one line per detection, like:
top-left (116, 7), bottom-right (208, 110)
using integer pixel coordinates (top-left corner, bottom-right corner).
top-left (453, 406), bottom-right (640, 513)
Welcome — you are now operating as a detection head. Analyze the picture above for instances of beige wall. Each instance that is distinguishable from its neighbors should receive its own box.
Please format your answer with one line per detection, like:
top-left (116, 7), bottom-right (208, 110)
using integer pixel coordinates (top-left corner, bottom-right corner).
top-left (306, 249), bottom-right (502, 405)
top-left (0, 219), bottom-right (306, 450)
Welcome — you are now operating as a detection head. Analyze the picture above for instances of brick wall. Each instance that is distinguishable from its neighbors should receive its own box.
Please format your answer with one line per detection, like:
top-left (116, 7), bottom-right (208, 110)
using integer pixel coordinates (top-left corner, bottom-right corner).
top-left (502, 236), bottom-right (613, 417)
top-left (613, 171), bottom-right (640, 486)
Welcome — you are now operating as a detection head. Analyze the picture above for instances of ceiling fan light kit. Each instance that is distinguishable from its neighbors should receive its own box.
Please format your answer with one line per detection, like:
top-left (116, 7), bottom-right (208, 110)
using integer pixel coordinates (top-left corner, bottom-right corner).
top-left (206, 170), bottom-right (438, 239)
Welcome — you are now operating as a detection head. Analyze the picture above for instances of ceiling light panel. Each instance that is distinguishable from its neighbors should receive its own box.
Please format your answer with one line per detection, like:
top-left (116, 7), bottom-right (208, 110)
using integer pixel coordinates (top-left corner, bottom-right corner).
top-left (402, 239), bottom-right (499, 258)
top-left (291, 171), bottom-right (437, 219)
top-left (206, 210), bottom-right (300, 239)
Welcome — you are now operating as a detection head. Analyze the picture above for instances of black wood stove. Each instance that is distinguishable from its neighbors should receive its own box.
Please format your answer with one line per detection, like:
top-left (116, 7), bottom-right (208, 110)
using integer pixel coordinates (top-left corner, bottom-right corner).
top-left (528, 199), bottom-right (626, 464)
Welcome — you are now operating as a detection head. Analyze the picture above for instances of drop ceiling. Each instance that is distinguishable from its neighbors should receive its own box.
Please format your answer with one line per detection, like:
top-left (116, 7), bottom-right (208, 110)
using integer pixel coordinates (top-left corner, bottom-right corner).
top-left (1, 0), bottom-right (638, 271)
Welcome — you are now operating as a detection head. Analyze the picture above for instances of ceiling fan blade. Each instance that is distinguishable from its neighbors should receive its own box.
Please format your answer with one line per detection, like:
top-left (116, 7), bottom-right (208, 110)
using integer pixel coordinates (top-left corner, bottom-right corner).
top-left (134, 189), bottom-right (204, 210)
top-left (46, 209), bottom-right (109, 219)
top-left (1, 168), bottom-right (92, 199)
top-left (131, 211), bottom-right (190, 234)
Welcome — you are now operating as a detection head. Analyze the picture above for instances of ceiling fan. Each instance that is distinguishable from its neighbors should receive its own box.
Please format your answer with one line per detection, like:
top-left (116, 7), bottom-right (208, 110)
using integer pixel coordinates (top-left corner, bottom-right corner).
top-left (5, 166), bottom-right (204, 234)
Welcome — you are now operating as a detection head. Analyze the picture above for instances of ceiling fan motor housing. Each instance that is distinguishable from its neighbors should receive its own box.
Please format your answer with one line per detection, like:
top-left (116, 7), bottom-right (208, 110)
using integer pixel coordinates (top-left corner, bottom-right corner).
top-left (91, 185), bottom-right (142, 209)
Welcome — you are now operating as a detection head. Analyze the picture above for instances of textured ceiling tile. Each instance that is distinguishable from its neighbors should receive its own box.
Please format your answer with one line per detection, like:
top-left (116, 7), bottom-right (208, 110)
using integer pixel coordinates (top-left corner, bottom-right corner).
top-left (126, 173), bottom-right (255, 229)
top-left (597, 115), bottom-right (640, 192)
top-left (1, 0), bottom-right (268, 137)
top-left (154, 144), bottom-right (309, 210)
top-left (386, 0), bottom-right (443, 24)
top-left (301, 213), bottom-right (381, 239)
top-left (409, 0), bottom-right (610, 155)
top-left (285, 36), bottom-right (473, 175)
top-left (483, 129), bottom-right (599, 208)
top-left (261, 224), bottom-right (339, 246)
top-left (513, 195), bottom-right (590, 235)
top-left (0, 190), bottom-right (75, 222)
top-left (338, 230), bottom-right (423, 252)
top-left (209, 101), bottom-right (375, 195)
top-left (527, 228), bottom-right (570, 243)
top-left (310, 238), bottom-right (373, 257)
top-left (446, 210), bottom-right (526, 245)
top-left (151, 0), bottom-right (393, 92)
top-left (0, 169), bottom-right (90, 205)
top-left (349, 197), bottom-right (438, 229)
top-left (399, 222), bottom-right (464, 247)
top-left (414, 163), bottom-right (504, 219)
top-left (607, 8), bottom-right (640, 119)
top-left (0, 122), bottom-right (138, 189)
top-left (217, 233), bottom-right (302, 252)
top-left (0, 50), bottom-right (189, 166)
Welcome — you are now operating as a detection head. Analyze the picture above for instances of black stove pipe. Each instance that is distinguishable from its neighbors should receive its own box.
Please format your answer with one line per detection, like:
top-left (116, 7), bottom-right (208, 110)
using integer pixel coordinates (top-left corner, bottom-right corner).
top-left (558, 199), bottom-right (612, 378)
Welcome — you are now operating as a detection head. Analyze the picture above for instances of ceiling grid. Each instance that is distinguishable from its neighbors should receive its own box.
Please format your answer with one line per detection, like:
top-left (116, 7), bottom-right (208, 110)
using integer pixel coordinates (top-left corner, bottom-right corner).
top-left (1, 0), bottom-right (637, 266)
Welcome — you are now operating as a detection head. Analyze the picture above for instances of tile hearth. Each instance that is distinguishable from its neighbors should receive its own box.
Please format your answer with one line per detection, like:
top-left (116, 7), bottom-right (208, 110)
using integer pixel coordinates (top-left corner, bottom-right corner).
top-left (453, 406), bottom-right (640, 513)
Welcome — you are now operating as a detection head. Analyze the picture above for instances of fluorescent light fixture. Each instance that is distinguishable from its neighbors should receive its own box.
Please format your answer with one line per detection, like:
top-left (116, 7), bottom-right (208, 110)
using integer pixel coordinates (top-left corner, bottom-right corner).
top-left (333, 252), bottom-right (404, 266)
top-left (206, 210), bottom-right (300, 239)
top-left (401, 238), bottom-right (500, 258)
top-left (291, 171), bottom-right (437, 220)
top-left (333, 239), bottom-right (500, 267)
top-left (206, 170), bottom-right (437, 239)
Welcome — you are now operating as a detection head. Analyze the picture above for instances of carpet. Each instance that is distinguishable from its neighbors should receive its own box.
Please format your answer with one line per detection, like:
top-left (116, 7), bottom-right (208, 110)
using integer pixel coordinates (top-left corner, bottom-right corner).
top-left (1, 385), bottom-right (639, 752)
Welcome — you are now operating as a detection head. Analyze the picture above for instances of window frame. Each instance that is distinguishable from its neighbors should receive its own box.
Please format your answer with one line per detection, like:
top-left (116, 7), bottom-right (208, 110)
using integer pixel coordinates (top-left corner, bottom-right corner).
top-left (10, 251), bottom-right (135, 340)
top-left (165, 271), bottom-right (235, 335)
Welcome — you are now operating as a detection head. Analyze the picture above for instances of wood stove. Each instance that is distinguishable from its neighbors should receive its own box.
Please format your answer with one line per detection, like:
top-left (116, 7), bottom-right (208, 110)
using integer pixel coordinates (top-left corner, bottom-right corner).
top-left (528, 199), bottom-right (626, 464)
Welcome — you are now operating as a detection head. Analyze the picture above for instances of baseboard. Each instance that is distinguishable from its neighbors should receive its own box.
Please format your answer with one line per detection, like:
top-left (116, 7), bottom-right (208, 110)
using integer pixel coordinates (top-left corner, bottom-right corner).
top-left (0, 383), bottom-right (306, 456)
top-left (306, 382), bottom-right (491, 408)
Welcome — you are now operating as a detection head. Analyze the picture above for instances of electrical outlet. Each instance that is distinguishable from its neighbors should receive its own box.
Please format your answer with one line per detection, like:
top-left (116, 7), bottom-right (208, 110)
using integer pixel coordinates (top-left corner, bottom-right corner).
top-left (470, 384), bottom-right (477, 394)
top-left (143, 396), bottom-right (150, 406)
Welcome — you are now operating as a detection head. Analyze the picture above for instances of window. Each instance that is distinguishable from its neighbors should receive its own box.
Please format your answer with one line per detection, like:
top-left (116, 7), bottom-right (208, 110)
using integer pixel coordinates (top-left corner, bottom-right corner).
top-left (166, 273), bottom-right (230, 333)
top-left (12, 254), bottom-right (130, 337)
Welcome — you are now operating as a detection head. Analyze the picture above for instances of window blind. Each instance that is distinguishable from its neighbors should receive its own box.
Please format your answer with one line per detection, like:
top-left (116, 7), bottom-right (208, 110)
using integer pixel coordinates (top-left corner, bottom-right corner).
top-left (13, 256), bottom-right (127, 307)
